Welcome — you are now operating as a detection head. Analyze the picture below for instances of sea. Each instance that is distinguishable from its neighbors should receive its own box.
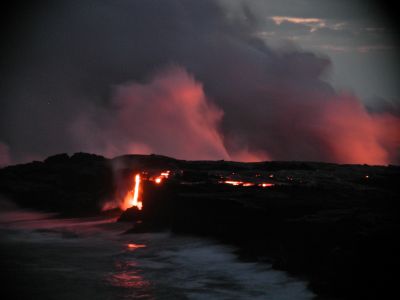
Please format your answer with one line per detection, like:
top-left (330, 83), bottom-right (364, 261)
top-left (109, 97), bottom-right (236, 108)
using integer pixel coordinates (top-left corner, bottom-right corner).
top-left (0, 199), bottom-right (314, 300)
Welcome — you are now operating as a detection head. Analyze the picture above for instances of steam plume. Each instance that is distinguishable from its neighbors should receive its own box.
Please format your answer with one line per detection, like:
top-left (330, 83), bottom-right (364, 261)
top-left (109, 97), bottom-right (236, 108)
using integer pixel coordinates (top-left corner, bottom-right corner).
top-left (70, 66), bottom-right (265, 161)
top-left (1, 0), bottom-right (399, 165)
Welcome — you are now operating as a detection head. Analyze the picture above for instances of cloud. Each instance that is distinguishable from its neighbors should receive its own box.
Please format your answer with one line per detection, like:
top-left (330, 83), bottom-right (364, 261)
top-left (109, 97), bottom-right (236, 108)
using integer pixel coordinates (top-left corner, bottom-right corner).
top-left (356, 45), bottom-right (395, 53)
top-left (271, 16), bottom-right (326, 32)
top-left (69, 66), bottom-right (267, 161)
top-left (316, 94), bottom-right (400, 164)
top-left (270, 16), bottom-right (350, 32)
top-left (1, 0), bottom-right (399, 165)
top-left (314, 44), bottom-right (395, 53)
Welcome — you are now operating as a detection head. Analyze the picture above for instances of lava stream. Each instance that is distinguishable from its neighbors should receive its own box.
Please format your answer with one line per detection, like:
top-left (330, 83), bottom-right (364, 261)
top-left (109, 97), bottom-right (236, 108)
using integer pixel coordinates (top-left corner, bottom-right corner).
top-left (121, 174), bottom-right (143, 210)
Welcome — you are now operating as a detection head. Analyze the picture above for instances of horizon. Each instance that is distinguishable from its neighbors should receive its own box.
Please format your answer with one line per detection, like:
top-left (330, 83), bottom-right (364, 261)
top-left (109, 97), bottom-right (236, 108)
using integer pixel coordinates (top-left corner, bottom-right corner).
top-left (2, 151), bottom-right (398, 168)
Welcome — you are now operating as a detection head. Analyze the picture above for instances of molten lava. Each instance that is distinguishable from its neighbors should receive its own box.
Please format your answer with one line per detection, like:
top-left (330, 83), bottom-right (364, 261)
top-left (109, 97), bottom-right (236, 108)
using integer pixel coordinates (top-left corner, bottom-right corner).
top-left (259, 183), bottom-right (274, 188)
top-left (133, 174), bottom-right (142, 209)
top-left (224, 180), bottom-right (243, 186)
top-left (127, 243), bottom-right (146, 249)
top-left (160, 171), bottom-right (170, 178)
top-left (121, 174), bottom-right (143, 211)
top-left (222, 180), bottom-right (274, 188)
top-left (151, 170), bottom-right (170, 185)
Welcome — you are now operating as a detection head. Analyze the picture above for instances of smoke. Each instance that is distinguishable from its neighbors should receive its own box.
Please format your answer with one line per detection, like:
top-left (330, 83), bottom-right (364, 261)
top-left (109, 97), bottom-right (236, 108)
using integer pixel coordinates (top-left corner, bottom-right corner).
top-left (70, 64), bottom-right (399, 165)
top-left (1, 0), bottom-right (399, 164)
top-left (70, 66), bottom-right (238, 160)
top-left (316, 95), bottom-right (400, 164)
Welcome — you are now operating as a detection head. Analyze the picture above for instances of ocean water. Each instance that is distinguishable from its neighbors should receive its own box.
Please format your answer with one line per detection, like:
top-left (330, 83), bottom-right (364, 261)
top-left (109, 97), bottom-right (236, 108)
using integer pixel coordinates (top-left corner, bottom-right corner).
top-left (0, 203), bottom-right (314, 300)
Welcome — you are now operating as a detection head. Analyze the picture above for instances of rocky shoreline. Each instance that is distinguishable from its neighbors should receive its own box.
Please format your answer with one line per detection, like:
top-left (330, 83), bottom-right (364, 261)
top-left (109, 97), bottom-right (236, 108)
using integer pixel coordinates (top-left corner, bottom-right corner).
top-left (1, 153), bottom-right (399, 299)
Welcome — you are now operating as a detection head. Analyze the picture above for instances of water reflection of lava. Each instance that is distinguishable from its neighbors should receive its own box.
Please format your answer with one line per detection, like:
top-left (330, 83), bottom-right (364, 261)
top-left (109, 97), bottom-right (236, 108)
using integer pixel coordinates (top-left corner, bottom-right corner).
top-left (107, 259), bottom-right (151, 290)
top-left (108, 271), bottom-right (150, 289)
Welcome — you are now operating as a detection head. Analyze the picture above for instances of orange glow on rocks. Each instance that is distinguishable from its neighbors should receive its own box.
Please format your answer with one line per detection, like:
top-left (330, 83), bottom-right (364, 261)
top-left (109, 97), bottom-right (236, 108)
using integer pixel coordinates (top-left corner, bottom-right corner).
top-left (121, 174), bottom-right (143, 211)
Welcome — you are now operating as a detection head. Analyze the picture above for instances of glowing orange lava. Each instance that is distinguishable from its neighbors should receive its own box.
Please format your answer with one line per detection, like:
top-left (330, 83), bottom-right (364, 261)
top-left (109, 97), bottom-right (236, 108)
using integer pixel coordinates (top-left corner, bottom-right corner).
top-left (151, 170), bottom-right (170, 185)
top-left (160, 171), bottom-right (170, 178)
top-left (259, 183), bottom-right (274, 188)
top-left (224, 180), bottom-right (243, 186)
top-left (121, 174), bottom-right (143, 210)
top-left (127, 243), bottom-right (146, 249)
top-left (221, 180), bottom-right (274, 188)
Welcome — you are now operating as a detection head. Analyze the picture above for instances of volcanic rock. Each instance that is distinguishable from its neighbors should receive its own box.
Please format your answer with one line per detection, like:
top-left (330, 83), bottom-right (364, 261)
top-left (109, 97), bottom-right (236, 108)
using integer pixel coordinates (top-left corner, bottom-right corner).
top-left (1, 153), bottom-right (399, 299)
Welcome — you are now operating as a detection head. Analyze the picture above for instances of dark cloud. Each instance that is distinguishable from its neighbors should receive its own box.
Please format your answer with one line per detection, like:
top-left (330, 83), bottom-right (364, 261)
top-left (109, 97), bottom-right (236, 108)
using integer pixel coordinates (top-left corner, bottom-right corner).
top-left (0, 0), bottom-right (399, 165)
top-left (366, 97), bottom-right (400, 116)
top-left (224, 0), bottom-right (397, 22)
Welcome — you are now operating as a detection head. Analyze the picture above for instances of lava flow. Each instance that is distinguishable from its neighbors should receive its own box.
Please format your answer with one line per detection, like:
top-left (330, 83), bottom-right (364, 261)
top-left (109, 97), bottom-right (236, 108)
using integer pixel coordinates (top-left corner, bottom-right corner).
top-left (151, 170), bottom-right (170, 185)
top-left (121, 174), bottom-right (143, 211)
top-left (221, 180), bottom-right (274, 188)
top-left (224, 180), bottom-right (243, 186)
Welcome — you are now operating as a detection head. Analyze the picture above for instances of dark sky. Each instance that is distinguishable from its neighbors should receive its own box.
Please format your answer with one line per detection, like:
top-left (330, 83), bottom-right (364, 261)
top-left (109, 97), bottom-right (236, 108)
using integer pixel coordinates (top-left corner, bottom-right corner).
top-left (0, 0), bottom-right (399, 166)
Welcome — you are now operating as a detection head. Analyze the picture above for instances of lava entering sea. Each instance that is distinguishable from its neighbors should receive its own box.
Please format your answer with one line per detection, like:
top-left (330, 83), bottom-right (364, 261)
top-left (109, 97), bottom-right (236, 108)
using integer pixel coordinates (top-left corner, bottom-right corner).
top-left (120, 170), bottom-right (172, 211)
top-left (119, 169), bottom-right (276, 211)
top-left (121, 174), bottom-right (142, 211)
